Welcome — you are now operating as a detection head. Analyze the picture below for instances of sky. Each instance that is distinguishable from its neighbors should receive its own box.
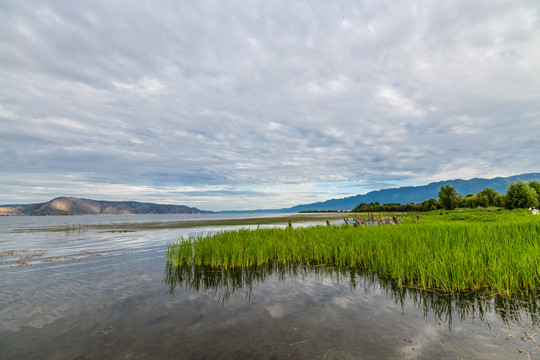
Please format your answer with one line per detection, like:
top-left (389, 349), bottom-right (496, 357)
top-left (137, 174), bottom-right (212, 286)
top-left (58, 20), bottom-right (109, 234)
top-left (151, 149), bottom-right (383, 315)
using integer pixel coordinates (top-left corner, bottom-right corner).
top-left (1, 1), bottom-right (539, 211)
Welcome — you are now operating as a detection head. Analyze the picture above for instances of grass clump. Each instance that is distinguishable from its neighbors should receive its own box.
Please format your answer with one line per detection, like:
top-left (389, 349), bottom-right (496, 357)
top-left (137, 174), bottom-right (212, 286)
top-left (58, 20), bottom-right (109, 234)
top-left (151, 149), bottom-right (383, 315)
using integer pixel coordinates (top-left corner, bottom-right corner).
top-left (167, 210), bottom-right (540, 296)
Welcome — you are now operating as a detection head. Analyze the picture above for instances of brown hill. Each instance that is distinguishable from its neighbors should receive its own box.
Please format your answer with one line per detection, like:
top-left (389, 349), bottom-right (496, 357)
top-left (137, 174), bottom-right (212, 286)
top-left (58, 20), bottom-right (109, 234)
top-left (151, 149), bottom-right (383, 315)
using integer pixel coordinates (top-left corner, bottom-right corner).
top-left (0, 197), bottom-right (212, 216)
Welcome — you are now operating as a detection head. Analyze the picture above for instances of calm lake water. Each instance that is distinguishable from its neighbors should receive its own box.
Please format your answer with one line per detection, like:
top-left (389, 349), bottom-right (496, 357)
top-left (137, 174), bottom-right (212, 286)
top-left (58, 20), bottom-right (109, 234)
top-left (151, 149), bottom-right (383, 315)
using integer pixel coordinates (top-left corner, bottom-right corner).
top-left (1, 214), bottom-right (538, 359)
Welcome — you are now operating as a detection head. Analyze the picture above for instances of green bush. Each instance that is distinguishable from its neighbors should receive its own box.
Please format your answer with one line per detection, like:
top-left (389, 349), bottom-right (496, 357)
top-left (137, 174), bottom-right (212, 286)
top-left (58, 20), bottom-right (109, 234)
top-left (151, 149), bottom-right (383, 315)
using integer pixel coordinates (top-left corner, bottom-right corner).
top-left (504, 180), bottom-right (539, 209)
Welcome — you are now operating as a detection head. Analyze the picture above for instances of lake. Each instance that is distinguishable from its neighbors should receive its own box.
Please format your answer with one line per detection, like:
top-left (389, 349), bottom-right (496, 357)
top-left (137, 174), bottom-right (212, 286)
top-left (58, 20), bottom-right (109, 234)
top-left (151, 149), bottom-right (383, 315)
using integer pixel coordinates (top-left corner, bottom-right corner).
top-left (0, 214), bottom-right (538, 359)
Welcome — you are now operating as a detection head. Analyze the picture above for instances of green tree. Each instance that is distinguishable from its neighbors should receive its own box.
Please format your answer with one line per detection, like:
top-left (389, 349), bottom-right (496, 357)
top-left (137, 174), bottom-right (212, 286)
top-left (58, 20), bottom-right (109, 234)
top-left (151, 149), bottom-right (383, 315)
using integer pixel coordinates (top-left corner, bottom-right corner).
top-left (500, 194), bottom-right (507, 207)
top-left (504, 180), bottom-right (539, 209)
top-left (492, 193), bottom-right (503, 207)
top-left (475, 193), bottom-right (489, 207)
top-left (463, 195), bottom-right (477, 208)
top-left (422, 198), bottom-right (439, 211)
top-left (528, 180), bottom-right (540, 205)
top-left (438, 184), bottom-right (461, 210)
top-left (477, 187), bottom-right (500, 206)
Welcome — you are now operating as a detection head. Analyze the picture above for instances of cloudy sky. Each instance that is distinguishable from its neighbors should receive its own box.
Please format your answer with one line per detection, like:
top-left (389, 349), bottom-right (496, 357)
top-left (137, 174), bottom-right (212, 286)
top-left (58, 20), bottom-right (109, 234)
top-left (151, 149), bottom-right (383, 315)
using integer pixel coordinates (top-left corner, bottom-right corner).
top-left (1, 1), bottom-right (539, 210)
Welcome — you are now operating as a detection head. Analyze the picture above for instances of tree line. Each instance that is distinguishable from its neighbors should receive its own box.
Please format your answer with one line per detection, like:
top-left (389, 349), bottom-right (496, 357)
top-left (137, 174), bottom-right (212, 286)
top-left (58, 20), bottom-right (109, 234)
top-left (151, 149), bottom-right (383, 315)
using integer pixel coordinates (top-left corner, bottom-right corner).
top-left (352, 179), bottom-right (540, 212)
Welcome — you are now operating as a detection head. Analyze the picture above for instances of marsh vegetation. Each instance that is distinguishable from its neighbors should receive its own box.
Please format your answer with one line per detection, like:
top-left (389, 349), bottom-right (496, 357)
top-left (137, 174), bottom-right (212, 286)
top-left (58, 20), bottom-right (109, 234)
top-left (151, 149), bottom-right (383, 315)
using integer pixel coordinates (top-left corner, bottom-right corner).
top-left (167, 210), bottom-right (540, 296)
top-left (2, 212), bottom-right (539, 359)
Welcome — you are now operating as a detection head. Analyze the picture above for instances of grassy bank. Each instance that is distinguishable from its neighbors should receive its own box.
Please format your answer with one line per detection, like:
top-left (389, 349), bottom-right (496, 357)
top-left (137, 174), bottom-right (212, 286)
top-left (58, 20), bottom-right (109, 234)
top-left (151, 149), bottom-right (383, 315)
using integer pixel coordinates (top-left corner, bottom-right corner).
top-left (167, 210), bottom-right (540, 296)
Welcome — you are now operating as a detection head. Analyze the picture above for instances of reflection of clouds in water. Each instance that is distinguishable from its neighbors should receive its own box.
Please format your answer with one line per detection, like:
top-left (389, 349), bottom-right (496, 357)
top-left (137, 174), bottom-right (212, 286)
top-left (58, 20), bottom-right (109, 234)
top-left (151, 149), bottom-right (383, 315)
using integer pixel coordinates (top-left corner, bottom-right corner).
top-left (163, 261), bottom-right (539, 359)
top-left (400, 325), bottom-right (441, 360)
top-left (1, 253), bottom-right (163, 332)
top-left (258, 272), bottom-right (405, 326)
top-left (330, 292), bottom-right (370, 309)
top-left (398, 319), bottom-right (529, 359)
top-left (331, 296), bottom-right (354, 309)
top-left (266, 303), bottom-right (286, 318)
top-left (258, 275), bottom-right (362, 319)
top-left (317, 277), bottom-right (337, 287)
top-left (254, 271), bottom-right (403, 318)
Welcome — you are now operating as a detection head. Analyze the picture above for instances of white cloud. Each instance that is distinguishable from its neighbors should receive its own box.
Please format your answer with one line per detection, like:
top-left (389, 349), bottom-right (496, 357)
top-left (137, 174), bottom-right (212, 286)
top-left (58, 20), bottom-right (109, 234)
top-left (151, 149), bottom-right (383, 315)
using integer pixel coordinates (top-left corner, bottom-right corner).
top-left (377, 86), bottom-right (425, 117)
top-left (112, 77), bottom-right (166, 95)
top-left (0, 1), bottom-right (539, 210)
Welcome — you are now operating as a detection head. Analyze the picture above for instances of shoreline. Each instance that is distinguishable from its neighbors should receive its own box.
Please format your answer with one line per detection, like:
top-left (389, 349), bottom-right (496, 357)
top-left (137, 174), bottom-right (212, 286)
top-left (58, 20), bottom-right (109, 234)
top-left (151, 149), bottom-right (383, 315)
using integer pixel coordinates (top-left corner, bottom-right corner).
top-left (9, 213), bottom-right (347, 233)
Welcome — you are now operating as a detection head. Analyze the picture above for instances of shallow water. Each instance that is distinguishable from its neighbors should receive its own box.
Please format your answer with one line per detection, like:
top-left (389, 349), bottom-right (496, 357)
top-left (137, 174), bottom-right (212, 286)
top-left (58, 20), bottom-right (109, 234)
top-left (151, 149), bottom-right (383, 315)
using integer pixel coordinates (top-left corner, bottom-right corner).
top-left (0, 215), bottom-right (538, 359)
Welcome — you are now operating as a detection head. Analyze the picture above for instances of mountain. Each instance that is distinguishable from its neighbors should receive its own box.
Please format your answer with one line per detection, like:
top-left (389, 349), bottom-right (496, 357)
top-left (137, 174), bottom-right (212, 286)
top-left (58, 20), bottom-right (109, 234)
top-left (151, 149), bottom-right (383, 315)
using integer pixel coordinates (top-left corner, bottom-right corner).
top-left (3, 173), bottom-right (539, 215)
top-left (0, 197), bottom-right (212, 216)
top-left (279, 173), bottom-right (540, 212)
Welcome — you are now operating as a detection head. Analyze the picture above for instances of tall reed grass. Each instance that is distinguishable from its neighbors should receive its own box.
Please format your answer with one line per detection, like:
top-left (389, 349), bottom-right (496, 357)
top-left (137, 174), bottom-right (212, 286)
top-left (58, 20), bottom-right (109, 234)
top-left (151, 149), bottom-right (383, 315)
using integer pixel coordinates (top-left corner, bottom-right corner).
top-left (167, 211), bottom-right (540, 295)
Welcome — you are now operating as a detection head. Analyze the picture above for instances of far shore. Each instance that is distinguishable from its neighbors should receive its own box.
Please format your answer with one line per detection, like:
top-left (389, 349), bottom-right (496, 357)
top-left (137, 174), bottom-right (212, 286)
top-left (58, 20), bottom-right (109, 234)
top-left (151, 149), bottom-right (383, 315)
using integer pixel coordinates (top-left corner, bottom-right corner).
top-left (10, 213), bottom-right (348, 233)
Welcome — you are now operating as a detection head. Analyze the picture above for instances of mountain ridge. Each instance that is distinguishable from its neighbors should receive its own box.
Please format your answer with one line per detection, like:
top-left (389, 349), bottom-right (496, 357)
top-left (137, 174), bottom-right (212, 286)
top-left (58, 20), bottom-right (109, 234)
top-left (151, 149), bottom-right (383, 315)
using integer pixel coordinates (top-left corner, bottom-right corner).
top-left (0, 197), bottom-right (212, 216)
top-left (275, 172), bottom-right (540, 212)
top-left (2, 173), bottom-right (539, 215)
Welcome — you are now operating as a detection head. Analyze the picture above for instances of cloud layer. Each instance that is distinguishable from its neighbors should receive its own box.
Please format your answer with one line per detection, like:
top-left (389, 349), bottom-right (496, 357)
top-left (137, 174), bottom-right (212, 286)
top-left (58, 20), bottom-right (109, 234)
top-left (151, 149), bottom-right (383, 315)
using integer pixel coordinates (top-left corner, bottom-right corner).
top-left (1, 1), bottom-right (539, 210)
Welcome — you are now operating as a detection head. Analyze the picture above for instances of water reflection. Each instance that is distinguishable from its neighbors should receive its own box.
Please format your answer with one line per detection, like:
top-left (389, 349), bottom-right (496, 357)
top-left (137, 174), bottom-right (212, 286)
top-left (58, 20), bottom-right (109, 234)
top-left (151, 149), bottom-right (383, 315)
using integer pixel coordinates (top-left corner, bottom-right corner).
top-left (164, 261), bottom-right (540, 329)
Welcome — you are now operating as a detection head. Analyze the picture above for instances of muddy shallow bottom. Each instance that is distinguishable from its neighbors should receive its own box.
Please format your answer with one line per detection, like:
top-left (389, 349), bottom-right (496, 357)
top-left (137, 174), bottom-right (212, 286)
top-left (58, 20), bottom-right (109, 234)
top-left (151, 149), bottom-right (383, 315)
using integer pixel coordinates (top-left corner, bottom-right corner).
top-left (0, 215), bottom-right (538, 359)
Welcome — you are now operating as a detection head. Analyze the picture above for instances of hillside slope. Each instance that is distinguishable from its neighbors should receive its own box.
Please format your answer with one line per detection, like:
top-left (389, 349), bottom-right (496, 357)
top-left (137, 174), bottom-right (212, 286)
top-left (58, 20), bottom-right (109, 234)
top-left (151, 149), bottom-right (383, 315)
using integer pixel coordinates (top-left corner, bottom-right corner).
top-left (281, 173), bottom-right (540, 212)
top-left (0, 197), bottom-right (212, 216)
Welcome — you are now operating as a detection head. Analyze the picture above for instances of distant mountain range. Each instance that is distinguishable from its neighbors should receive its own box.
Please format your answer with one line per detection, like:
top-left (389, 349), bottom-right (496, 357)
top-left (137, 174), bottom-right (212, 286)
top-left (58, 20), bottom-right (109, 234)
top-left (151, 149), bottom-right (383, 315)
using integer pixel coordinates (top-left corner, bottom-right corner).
top-left (2, 173), bottom-right (539, 215)
top-left (277, 173), bottom-right (540, 212)
top-left (0, 197), bottom-right (212, 216)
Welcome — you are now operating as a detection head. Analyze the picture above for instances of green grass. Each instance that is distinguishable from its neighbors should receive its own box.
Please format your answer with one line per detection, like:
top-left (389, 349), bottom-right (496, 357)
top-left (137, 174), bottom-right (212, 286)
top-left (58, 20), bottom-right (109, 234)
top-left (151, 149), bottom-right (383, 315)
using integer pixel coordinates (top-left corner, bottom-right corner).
top-left (167, 209), bottom-right (540, 296)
